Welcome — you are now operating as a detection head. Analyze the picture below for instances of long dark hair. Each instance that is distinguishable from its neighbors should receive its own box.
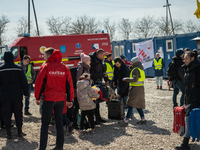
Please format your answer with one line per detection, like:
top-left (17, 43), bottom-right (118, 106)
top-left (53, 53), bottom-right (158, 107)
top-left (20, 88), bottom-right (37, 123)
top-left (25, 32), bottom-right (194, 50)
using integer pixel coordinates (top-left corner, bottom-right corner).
top-left (114, 57), bottom-right (125, 65)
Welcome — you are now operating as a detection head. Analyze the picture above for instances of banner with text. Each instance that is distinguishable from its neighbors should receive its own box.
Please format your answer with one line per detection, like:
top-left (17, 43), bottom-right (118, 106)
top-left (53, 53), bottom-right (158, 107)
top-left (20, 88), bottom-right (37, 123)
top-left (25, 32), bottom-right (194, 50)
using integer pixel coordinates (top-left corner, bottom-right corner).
top-left (135, 39), bottom-right (154, 70)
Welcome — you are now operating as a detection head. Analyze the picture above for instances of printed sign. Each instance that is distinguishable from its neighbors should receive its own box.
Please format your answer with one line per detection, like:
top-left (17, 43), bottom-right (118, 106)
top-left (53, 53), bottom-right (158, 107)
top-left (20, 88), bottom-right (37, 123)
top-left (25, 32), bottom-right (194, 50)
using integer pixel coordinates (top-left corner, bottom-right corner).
top-left (158, 47), bottom-right (164, 58)
top-left (39, 46), bottom-right (46, 54)
top-left (92, 43), bottom-right (99, 49)
top-left (135, 40), bottom-right (155, 69)
top-left (60, 45), bottom-right (66, 53)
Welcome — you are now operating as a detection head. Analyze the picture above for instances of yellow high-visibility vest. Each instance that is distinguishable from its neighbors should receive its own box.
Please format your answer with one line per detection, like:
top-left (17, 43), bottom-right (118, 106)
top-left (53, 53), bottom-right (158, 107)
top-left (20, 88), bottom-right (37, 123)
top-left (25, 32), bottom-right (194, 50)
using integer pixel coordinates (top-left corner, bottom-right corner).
top-left (105, 60), bottom-right (115, 80)
top-left (25, 64), bottom-right (32, 84)
top-left (153, 58), bottom-right (162, 70)
top-left (129, 67), bottom-right (145, 86)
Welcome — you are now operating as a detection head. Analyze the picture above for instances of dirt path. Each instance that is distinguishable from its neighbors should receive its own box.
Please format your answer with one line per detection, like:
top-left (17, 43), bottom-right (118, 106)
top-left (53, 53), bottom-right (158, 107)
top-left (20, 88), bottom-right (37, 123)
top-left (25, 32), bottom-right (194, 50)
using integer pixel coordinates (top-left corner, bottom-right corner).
top-left (0, 79), bottom-right (199, 150)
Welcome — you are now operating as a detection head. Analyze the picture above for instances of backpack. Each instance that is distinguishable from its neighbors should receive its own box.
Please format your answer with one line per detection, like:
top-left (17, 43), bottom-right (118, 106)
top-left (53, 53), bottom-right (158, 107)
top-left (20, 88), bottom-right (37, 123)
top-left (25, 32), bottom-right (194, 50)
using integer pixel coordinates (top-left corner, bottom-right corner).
top-left (70, 67), bottom-right (84, 89)
top-left (166, 60), bottom-right (177, 79)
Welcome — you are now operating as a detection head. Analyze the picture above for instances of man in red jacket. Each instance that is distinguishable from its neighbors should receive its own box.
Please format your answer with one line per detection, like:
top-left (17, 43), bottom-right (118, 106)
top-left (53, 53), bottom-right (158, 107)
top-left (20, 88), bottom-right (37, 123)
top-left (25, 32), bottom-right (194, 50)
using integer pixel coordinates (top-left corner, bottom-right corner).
top-left (35, 48), bottom-right (74, 150)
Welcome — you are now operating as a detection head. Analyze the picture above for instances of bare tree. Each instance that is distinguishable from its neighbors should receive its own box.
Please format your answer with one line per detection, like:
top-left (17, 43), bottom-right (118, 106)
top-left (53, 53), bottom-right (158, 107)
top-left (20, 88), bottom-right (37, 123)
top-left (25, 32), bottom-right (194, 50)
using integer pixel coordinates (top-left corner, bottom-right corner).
top-left (32, 26), bottom-right (45, 36)
top-left (134, 15), bottom-right (156, 39)
top-left (157, 17), bottom-right (183, 36)
top-left (102, 18), bottom-right (116, 41)
top-left (14, 17), bottom-right (32, 36)
top-left (46, 16), bottom-right (71, 35)
top-left (118, 18), bottom-right (134, 40)
top-left (70, 15), bottom-right (99, 34)
top-left (183, 20), bottom-right (200, 33)
top-left (0, 14), bottom-right (10, 45)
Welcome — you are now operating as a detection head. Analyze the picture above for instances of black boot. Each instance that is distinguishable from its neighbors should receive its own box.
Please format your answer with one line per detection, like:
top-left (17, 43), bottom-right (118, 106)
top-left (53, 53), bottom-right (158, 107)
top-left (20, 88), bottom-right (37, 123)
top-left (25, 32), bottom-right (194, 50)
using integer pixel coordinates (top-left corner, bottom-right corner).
top-left (0, 120), bottom-right (5, 129)
top-left (25, 108), bottom-right (32, 115)
top-left (175, 137), bottom-right (190, 150)
top-left (6, 128), bottom-right (12, 139)
top-left (18, 126), bottom-right (23, 137)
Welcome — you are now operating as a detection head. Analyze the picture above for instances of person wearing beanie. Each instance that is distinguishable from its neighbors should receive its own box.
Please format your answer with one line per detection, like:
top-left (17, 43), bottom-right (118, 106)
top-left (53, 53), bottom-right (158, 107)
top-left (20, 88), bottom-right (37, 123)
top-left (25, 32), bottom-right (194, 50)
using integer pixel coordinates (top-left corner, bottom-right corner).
top-left (152, 53), bottom-right (165, 89)
top-left (171, 49), bottom-right (185, 108)
top-left (72, 53), bottom-right (91, 129)
top-left (120, 56), bottom-right (146, 125)
top-left (120, 54), bottom-right (131, 65)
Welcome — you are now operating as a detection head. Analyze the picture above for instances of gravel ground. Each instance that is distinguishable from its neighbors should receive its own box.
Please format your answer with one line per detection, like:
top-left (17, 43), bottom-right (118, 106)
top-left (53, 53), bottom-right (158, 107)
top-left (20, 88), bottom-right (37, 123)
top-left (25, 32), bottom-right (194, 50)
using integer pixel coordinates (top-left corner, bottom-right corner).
top-left (0, 78), bottom-right (200, 150)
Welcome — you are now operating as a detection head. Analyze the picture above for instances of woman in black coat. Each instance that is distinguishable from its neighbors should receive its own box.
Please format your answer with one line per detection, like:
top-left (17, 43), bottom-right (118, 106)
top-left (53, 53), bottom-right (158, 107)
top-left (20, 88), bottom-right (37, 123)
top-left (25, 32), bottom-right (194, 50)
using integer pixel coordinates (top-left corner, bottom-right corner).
top-left (175, 50), bottom-right (200, 150)
top-left (113, 57), bottom-right (130, 107)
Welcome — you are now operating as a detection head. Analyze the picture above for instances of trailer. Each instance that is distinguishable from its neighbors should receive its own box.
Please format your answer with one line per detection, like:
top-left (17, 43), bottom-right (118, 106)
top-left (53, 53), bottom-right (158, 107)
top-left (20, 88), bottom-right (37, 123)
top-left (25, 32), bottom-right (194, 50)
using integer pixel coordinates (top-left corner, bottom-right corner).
top-left (111, 32), bottom-right (199, 77)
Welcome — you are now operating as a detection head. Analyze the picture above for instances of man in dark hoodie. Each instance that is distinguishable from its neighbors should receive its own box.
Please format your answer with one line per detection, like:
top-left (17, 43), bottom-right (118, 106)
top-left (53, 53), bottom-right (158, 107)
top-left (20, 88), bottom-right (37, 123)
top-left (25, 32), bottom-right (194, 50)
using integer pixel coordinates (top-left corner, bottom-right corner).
top-left (0, 51), bottom-right (29, 139)
top-left (89, 49), bottom-right (108, 123)
top-left (171, 49), bottom-right (185, 108)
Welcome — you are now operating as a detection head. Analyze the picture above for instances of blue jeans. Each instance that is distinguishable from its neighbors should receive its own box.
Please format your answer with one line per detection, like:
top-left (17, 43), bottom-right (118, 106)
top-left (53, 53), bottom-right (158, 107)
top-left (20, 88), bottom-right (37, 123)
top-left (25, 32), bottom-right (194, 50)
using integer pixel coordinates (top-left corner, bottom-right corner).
top-left (117, 85), bottom-right (128, 106)
top-left (155, 76), bottom-right (163, 86)
top-left (184, 116), bottom-right (190, 138)
top-left (126, 106), bottom-right (144, 120)
top-left (63, 114), bottom-right (70, 126)
top-left (25, 84), bottom-right (31, 109)
top-left (172, 80), bottom-right (185, 106)
top-left (118, 96), bottom-right (128, 107)
top-left (39, 101), bottom-right (64, 150)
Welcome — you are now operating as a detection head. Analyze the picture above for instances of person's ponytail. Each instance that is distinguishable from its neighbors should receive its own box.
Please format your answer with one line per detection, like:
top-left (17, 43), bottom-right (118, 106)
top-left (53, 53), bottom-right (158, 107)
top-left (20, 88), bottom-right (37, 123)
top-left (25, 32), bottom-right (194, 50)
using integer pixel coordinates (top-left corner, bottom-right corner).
top-left (193, 49), bottom-right (198, 59)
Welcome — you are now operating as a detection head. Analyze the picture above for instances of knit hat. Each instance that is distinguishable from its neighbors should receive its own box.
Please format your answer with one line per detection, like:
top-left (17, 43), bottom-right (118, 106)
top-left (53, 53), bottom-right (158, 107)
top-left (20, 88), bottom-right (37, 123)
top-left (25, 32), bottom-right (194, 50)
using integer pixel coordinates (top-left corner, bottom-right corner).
top-left (176, 49), bottom-right (184, 57)
top-left (131, 56), bottom-right (140, 63)
top-left (80, 53), bottom-right (90, 63)
top-left (120, 54), bottom-right (126, 59)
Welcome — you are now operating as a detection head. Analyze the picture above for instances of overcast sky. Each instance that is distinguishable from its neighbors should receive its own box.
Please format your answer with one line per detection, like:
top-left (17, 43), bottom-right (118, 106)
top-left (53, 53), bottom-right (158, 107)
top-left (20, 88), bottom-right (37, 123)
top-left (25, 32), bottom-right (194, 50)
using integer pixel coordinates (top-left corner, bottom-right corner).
top-left (0, 0), bottom-right (198, 44)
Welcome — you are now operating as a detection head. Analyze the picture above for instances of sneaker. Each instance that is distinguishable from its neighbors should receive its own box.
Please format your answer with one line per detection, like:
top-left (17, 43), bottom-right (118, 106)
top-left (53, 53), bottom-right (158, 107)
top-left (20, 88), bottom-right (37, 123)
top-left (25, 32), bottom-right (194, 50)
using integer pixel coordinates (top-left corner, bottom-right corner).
top-left (78, 130), bottom-right (83, 135)
top-left (136, 120), bottom-right (147, 125)
top-left (118, 120), bottom-right (128, 125)
top-left (156, 86), bottom-right (159, 89)
top-left (160, 86), bottom-right (162, 89)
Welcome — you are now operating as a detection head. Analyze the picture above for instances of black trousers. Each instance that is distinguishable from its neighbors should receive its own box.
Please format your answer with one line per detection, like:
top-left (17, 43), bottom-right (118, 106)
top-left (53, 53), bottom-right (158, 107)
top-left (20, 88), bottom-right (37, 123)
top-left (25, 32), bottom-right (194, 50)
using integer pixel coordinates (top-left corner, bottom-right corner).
top-left (2, 100), bottom-right (23, 128)
top-left (94, 102), bottom-right (101, 120)
top-left (72, 97), bottom-right (79, 126)
top-left (40, 101), bottom-right (64, 150)
top-left (81, 110), bottom-right (94, 130)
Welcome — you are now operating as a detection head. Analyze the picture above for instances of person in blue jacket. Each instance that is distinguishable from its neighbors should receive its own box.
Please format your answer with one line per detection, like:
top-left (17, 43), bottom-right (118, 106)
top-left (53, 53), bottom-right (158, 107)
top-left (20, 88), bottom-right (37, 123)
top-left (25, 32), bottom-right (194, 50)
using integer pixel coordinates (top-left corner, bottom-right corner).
top-left (152, 53), bottom-right (164, 89)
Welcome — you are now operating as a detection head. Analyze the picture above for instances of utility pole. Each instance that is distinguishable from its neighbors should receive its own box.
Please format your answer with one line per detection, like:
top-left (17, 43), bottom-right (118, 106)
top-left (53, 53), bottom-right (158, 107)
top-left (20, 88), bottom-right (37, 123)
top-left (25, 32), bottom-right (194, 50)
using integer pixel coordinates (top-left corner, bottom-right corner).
top-left (163, 0), bottom-right (175, 35)
top-left (28, 0), bottom-right (30, 34)
top-left (32, 0), bottom-right (40, 36)
top-left (27, 0), bottom-right (40, 36)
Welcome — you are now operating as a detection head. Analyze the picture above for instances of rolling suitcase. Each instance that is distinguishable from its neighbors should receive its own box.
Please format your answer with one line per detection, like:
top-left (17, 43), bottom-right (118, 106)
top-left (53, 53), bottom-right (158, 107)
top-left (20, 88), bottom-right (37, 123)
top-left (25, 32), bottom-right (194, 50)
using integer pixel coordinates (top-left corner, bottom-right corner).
top-left (173, 106), bottom-right (186, 136)
top-left (108, 100), bottom-right (124, 120)
top-left (189, 106), bottom-right (200, 142)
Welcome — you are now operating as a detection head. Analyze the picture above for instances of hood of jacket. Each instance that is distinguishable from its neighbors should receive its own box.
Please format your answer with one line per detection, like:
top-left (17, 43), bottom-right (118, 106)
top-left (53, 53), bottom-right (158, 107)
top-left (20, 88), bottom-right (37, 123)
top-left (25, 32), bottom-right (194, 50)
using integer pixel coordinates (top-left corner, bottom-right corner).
top-left (172, 56), bottom-right (182, 61)
top-left (78, 61), bottom-right (90, 70)
top-left (185, 58), bottom-right (200, 72)
top-left (47, 50), bottom-right (62, 63)
top-left (4, 51), bottom-right (14, 63)
top-left (77, 80), bottom-right (90, 91)
top-left (129, 62), bottom-right (144, 70)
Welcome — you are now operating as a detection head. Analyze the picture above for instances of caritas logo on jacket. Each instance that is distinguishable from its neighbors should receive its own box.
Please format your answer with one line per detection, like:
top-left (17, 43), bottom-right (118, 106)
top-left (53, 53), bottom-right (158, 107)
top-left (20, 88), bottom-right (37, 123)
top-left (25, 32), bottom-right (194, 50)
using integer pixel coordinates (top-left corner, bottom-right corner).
top-left (49, 70), bottom-right (65, 76)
